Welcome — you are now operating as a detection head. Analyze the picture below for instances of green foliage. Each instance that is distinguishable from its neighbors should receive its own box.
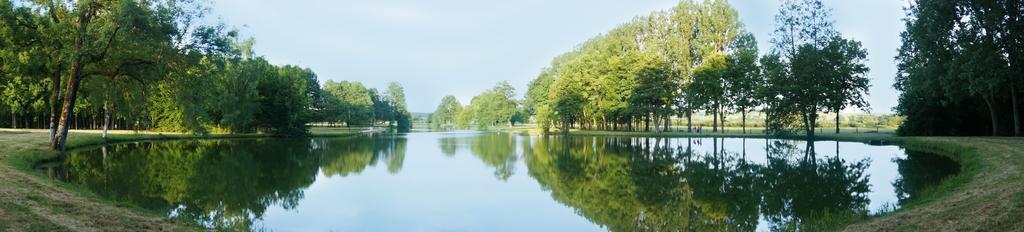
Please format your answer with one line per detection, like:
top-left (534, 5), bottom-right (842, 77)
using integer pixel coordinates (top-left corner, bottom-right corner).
top-left (385, 82), bottom-right (412, 132)
top-left (430, 95), bottom-right (462, 129)
top-left (322, 80), bottom-right (374, 126)
top-left (895, 0), bottom-right (1024, 136)
top-left (725, 32), bottom-right (762, 117)
top-left (690, 54), bottom-right (729, 116)
top-left (459, 81), bottom-right (520, 129)
top-left (526, 0), bottom-right (748, 133)
top-left (0, 0), bottom-right (341, 140)
top-left (761, 0), bottom-right (870, 137)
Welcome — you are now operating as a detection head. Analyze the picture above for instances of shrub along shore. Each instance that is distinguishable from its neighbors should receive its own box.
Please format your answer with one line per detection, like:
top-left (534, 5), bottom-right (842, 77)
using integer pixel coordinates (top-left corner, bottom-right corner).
top-left (0, 129), bottom-right (1021, 231)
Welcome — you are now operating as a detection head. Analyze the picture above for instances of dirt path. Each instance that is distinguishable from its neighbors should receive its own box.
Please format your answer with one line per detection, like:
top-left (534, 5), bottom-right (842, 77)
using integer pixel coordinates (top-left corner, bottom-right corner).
top-left (0, 132), bottom-right (189, 231)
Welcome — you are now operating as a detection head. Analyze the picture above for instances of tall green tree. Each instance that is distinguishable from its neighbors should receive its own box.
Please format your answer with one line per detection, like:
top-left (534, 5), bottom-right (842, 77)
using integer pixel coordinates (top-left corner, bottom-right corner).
top-left (762, 0), bottom-right (869, 138)
top-left (42, 0), bottom-right (212, 149)
top-left (430, 95), bottom-right (462, 129)
top-left (895, 0), bottom-right (1022, 136)
top-left (821, 38), bottom-right (870, 134)
top-left (385, 81), bottom-right (411, 132)
top-left (463, 81), bottom-right (519, 129)
top-left (725, 32), bottom-right (762, 133)
top-left (690, 54), bottom-right (729, 133)
top-left (322, 80), bottom-right (373, 126)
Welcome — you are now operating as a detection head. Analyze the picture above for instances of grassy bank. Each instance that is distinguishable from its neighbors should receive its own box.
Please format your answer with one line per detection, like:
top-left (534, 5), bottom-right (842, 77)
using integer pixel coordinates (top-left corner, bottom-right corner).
top-left (0, 131), bottom-right (197, 231)
top-left (844, 137), bottom-right (1024, 231)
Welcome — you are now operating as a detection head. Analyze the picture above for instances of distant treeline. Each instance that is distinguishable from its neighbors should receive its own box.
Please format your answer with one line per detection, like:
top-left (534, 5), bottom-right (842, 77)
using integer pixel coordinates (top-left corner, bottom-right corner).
top-left (428, 82), bottom-right (528, 130)
top-left (895, 0), bottom-right (1024, 136)
top-left (0, 0), bottom-right (409, 150)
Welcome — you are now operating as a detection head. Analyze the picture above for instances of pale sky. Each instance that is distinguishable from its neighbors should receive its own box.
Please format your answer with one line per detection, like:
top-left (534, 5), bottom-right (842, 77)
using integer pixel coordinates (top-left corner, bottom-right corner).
top-left (211, 0), bottom-right (907, 113)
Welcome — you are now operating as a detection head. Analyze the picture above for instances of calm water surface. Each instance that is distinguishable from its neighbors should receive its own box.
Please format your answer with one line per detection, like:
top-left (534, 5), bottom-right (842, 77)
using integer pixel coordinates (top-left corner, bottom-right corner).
top-left (38, 132), bottom-right (958, 231)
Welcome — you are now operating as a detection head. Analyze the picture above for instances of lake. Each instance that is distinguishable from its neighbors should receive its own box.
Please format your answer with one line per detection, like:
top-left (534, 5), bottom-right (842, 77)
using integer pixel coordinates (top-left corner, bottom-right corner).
top-left (36, 132), bottom-right (959, 231)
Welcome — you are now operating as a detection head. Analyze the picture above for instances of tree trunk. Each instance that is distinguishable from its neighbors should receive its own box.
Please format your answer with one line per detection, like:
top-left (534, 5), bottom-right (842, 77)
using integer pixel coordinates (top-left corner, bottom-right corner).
top-left (712, 108), bottom-right (719, 133)
top-left (49, 71), bottom-right (61, 142)
top-left (983, 95), bottom-right (999, 136)
top-left (562, 119), bottom-right (570, 135)
top-left (52, 70), bottom-right (83, 150)
top-left (719, 105), bottom-right (726, 134)
top-left (764, 112), bottom-right (769, 134)
top-left (652, 114), bottom-right (660, 132)
top-left (686, 110), bottom-right (692, 133)
top-left (802, 113), bottom-right (812, 138)
top-left (809, 113), bottom-right (817, 139)
top-left (10, 113), bottom-right (16, 129)
top-left (644, 114), bottom-right (650, 132)
top-left (1013, 86), bottom-right (1021, 136)
top-left (664, 113), bottom-right (671, 132)
top-left (742, 110), bottom-right (747, 134)
top-left (102, 100), bottom-right (111, 139)
top-left (50, 8), bottom-right (94, 150)
top-left (835, 112), bottom-right (841, 134)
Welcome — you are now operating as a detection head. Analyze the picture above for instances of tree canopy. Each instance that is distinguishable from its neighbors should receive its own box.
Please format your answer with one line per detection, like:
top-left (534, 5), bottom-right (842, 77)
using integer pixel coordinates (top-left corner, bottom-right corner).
top-left (519, 0), bottom-right (870, 138)
top-left (894, 0), bottom-right (1024, 136)
top-left (0, 0), bottom-right (415, 149)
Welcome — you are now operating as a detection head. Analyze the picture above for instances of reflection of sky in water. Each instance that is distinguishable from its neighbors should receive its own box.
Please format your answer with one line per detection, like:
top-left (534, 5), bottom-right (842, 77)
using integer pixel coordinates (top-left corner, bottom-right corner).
top-left (259, 133), bottom-right (908, 231)
top-left (261, 132), bottom-right (600, 231)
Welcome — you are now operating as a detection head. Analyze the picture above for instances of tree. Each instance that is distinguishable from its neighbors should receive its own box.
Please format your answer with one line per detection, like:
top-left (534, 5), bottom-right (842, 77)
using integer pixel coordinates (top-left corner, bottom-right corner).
top-left (524, 68), bottom-right (554, 119)
top-left (0, 0), bottom-right (343, 142)
top-left (673, 0), bottom-right (743, 133)
top-left (43, 0), bottom-right (215, 150)
top-left (430, 95), bottom-right (462, 129)
top-left (523, 0), bottom-right (748, 134)
top-left (368, 88), bottom-right (389, 124)
top-left (252, 65), bottom-right (319, 135)
top-left (691, 54), bottom-right (729, 133)
top-left (462, 81), bottom-right (519, 129)
top-left (630, 55), bottom-right (674, 132)
top-left (489, 81), bottom-right (519, 127)
top-left (385, 82), bottom-right (411, 132)
top-left (770, 0), bottom-right (839, 58)
top-left (322, 80), bottom-right (373, 126)
top-left (762, 0), bottom-right (869, 138)
top-left (725, 32), bottom-right (762, 134)
top-left (821, 38), bottom-right (870, 134)
top-left (895, 0), bottom-right (1023, 136)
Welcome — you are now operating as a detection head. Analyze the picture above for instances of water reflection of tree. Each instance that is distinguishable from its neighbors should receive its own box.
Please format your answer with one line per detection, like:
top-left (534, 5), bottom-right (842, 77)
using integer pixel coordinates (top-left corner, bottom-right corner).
top-left (51, 136), bottom-right (409, 231)
top-left (892, 150), bottom-right (959, 205)
top-left (58, 139), bottom-right (320, 230)
top-left (437, 132), bottom-right (519, 180)
top-left (439, 136), bottom-right (459, 157)
top-left (682, 138), bottom-right (761, 231)
top-left (758, 141), bottom-right (870, 230)
top-left (523, 137), bottom-right (874, 232)
top-left (318, 135), bottom-right (409, 177)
